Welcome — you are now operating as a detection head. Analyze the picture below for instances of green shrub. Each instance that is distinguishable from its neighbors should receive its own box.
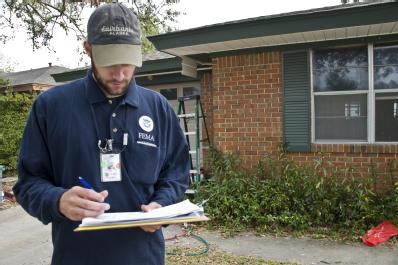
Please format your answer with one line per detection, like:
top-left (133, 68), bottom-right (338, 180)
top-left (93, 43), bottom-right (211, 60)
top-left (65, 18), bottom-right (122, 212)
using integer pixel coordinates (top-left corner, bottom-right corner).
top-left (0, 88), bottom-right (36, 175)
top-left (195, 148), bottom-right (398, 238)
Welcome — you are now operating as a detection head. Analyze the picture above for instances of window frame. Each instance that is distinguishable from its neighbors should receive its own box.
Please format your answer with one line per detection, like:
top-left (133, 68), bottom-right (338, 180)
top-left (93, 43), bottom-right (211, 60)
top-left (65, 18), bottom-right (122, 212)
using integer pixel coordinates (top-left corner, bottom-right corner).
top-left (311, 43), bottom-right (398, 144)
top-left (145, 81), bottom-right (201, 111)
top-left (159, 87), bottom-right (178, 100)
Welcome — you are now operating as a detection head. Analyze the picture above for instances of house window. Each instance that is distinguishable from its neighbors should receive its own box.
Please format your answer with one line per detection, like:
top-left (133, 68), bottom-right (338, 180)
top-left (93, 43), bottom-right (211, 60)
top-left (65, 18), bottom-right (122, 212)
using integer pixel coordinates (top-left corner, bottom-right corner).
top-left (375, 93), bottom-right (398, 141)
top-left (312, 44), bottom-right (398, 143)
top-left (313, 47), bottom-right (368, 92)
top-left (314, 94), bottom-right (367, 141)
top-left (312, 46), bottom-right (368, 142)
top-left (183, 86), bottom-right (200, 96)
top-left (374, 45), bottom-right (398, 142)
top-left (159, 88), bottom-right (177, 100)
top-left (374, 45), bottom-right (398, 90)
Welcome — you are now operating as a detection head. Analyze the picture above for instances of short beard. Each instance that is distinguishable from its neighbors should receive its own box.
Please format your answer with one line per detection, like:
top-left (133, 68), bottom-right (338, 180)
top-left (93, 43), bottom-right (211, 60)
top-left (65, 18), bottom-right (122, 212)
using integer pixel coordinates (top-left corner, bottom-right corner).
top-left (91, 58), bottom-right (132, 97)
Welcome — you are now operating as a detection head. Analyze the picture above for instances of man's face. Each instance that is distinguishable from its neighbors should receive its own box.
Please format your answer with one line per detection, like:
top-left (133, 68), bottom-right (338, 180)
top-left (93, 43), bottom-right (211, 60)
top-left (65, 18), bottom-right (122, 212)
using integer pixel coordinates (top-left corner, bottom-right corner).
top-left (92, 61), bottom-right (136, 96)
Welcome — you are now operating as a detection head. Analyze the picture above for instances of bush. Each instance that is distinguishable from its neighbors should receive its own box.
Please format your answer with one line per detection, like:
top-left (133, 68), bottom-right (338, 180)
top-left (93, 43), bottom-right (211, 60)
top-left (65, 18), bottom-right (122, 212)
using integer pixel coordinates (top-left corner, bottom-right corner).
top-left (0, 88), bottom-right (36, 175)
top-left (194, 148), bottom-right (398, 238)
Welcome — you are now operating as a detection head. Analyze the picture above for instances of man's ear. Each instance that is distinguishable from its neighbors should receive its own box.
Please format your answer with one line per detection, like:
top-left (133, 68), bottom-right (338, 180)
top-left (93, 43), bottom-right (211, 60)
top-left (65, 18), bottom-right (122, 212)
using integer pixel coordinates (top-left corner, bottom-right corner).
top-left (83, 40), bottom-right (92, 57)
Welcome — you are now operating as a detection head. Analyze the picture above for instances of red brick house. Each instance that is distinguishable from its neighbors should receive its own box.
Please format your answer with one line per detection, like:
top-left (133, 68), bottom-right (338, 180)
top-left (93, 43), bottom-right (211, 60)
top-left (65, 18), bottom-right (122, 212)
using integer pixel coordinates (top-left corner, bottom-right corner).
top-left (54, 1), bottom-right (398, 179)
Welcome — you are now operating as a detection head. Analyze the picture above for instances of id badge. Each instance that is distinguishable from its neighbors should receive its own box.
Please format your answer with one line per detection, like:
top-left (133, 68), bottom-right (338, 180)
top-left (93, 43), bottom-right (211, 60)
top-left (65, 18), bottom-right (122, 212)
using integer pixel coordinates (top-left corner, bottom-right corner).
top-left (100, 153), bottom-right (122, 182)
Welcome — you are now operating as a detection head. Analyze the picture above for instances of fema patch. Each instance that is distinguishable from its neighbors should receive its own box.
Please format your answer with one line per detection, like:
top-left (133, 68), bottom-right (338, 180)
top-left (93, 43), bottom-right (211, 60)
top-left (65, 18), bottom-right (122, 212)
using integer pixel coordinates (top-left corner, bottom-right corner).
top-left (139, 115), bottom-right (154, 132)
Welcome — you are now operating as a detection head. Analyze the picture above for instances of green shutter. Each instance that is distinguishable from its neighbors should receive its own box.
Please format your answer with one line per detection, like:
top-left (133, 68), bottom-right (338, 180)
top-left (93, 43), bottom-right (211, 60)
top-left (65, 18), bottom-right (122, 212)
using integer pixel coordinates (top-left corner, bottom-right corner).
top-left (282, 51), bottom-right (310, 152)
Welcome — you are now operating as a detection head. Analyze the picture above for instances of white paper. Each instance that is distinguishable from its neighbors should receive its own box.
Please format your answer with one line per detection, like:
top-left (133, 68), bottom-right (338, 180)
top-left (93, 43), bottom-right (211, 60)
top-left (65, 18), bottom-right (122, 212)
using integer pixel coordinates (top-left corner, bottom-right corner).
top-left (81, 199), bottom-right (201, 226)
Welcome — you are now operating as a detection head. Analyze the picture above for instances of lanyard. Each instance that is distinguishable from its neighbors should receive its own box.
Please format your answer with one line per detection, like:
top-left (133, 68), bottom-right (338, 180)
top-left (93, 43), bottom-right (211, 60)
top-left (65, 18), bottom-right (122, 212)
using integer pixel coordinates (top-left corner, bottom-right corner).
top-left (89, 100), bottom-right (129, 153)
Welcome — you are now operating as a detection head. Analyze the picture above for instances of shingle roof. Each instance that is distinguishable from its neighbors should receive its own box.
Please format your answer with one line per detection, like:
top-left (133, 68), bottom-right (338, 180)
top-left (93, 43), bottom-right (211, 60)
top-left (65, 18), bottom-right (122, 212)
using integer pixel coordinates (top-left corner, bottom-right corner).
top-left (0, 65), bottom-right (70, 86)
top-left (142, 51), bottom-right (174, 61)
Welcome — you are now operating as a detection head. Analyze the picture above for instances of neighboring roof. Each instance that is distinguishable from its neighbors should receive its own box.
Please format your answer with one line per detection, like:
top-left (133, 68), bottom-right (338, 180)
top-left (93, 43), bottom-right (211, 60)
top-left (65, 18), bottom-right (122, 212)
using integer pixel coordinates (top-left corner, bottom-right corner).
top-left (0, 65), bottom-right (70, 86)
top-left (52, 51), bottom-right (187, 83)
top-left (148, 1), bottom-right (398, 57)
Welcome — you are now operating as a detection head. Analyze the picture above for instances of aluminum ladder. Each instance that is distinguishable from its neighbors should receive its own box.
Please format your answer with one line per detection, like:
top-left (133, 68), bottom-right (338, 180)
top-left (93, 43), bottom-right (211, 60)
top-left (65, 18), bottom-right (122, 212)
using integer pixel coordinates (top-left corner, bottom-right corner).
top-left (177, 94), bottom-right (210, 188)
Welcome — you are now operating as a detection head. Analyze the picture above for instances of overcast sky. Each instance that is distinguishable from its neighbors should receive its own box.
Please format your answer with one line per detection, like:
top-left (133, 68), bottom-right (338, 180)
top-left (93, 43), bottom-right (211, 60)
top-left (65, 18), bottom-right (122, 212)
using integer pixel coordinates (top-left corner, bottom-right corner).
top-left (1, 0), bottom-right (341, 71)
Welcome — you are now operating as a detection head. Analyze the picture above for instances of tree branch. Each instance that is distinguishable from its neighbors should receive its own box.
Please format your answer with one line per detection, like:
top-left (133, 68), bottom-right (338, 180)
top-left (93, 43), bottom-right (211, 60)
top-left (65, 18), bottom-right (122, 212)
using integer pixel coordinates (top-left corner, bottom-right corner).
top-left (1, 0), bottom-right (180, 50)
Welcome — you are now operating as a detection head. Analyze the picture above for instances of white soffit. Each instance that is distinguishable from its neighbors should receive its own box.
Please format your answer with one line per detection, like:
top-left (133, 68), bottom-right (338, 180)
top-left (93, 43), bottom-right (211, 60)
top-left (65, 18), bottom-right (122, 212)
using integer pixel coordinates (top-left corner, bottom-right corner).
top-left (165, 22), bottom-right (398, 56)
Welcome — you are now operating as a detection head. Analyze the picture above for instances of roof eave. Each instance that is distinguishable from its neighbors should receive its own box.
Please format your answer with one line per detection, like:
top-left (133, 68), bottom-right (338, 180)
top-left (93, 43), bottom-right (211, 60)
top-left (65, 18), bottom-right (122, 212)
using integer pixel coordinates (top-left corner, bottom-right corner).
top-left (51, 57), bottom-right (184, 83)
top-left (148, 2), bottom-right (398, 51)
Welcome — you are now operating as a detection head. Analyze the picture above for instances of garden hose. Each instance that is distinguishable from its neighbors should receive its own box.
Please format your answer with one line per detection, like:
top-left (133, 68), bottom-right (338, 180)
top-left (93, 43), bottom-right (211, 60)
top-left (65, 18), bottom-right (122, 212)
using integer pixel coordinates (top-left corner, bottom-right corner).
top-left (165, 229), bottom-right (210, 256)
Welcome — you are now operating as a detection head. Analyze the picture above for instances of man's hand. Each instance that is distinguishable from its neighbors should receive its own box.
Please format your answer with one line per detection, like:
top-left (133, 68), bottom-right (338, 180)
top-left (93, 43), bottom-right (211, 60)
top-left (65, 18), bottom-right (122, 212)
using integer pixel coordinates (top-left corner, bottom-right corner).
top-left (140, 202), bottom-right (162, 233)
top-left (59, 186), bottom-right (110, 221)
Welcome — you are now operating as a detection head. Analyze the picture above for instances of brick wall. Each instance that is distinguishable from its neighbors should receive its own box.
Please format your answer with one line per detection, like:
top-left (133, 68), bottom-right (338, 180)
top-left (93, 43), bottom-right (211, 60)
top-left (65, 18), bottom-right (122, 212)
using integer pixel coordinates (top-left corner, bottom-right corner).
top-left (287, 148), bottom-right (398, 187)
top-left (201, 51), bottom-right (398, 181)
top-left (204, 52), bottom-right (283, 168)
top-left (307, 144), bottom-right (398, 181)
top-left (200, 72), bottom-right (213, 143)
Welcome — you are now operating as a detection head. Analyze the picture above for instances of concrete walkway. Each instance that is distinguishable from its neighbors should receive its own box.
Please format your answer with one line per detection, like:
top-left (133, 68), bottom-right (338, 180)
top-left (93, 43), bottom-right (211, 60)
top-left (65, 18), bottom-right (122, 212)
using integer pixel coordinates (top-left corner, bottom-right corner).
top-left (1, 206), bottom-right (397, 265)
top-left (0, 206), bottom-right (52, 265)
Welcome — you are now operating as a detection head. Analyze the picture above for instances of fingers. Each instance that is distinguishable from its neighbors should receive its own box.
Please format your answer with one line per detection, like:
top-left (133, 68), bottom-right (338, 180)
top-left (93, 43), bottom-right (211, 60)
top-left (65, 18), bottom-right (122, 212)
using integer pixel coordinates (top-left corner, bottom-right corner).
top-left (59, 186), bottom-right (110, 221)
top-left (141, 225), bottom-right (162, 233)
top-left (79, 187), bottom-right (108, 202)
top-left (99, 190), bottom-right (109, 199)
top-left (75, 196), bottom-right (110, 212)
top-left (64, 206), bottom-right (108, 220)
top-left (141, 201), bottom-right (162, 212)
top-left (140, 202), bottom-right (162, 232)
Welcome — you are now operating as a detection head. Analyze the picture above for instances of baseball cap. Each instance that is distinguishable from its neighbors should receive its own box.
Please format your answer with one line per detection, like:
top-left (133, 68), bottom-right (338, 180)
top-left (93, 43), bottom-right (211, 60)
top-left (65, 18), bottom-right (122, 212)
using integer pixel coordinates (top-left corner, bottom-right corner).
top-left (87, 3), bottom-right (142, 67)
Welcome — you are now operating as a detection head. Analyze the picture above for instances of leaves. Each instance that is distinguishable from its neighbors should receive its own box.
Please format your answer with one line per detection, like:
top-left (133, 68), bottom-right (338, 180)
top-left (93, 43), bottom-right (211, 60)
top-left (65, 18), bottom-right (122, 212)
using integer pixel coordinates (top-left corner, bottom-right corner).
top-left (0, 84), bottom-right (36, 175)
top-left (196, 148), bottom-right (398, 239)
top-left (133, 0), bottom-right (181, 52)
top-left (1, 0), bottom-right (85, 50)
top-left (0, 0), bottom-right (181, 51)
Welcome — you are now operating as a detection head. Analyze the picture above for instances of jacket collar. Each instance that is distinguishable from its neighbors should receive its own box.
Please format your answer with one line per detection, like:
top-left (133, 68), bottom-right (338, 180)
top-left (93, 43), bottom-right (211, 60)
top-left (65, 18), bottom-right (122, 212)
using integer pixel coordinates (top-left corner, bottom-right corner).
top-left (85, 69), bottom-right (140, 108)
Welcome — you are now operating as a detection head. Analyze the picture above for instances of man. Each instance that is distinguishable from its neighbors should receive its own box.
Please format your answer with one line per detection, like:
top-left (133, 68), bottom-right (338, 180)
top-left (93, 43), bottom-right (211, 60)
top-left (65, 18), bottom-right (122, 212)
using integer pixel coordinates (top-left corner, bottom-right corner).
top-left (13, 3), bottom-right (189, 265)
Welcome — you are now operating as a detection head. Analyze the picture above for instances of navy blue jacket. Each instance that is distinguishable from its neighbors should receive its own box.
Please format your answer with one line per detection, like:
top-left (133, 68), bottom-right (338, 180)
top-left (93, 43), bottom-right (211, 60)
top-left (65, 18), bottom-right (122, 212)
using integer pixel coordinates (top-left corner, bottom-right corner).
top-left (13, 71), bottom-right (190, 265)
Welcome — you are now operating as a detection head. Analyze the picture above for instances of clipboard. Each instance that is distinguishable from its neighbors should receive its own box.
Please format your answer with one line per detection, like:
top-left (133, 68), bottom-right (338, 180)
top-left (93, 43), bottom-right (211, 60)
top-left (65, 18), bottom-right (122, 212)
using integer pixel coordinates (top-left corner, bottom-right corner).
top-left (74, 199), bottom-right (209, 232)
top-left (74, 213), bottom-right (209, 232)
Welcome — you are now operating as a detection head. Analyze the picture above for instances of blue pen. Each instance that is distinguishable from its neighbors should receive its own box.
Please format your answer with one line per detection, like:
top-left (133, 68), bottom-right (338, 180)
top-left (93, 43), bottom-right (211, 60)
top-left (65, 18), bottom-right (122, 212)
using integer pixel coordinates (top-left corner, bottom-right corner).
top-left (78, 176), bottom-right (110, 207)
top-left (78, 176), bottom-right (93, 189)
